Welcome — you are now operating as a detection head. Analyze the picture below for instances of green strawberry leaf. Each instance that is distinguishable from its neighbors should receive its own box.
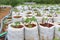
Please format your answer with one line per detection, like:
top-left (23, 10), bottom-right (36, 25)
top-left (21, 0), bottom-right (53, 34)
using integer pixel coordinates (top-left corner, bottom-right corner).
top-left (44, 17), bottom-right (48, 20)
top-left (25, 18), bottom-right (30, 23)
top-left (15, 22), bottom-right (20, 26)
top-left (31, 16), bottom-right (37, 21)
top-left (25, 16), bottom-right (36, 23)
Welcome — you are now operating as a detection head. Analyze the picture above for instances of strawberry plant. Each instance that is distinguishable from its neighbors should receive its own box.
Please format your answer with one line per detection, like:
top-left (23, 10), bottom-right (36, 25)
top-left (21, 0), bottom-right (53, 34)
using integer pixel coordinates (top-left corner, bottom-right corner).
top-left (11, 21), bottom-right (24, 28)
top-left (13, 8), bottom-right (19, 12)
top-left (25, 16), bottom-right (37, 28)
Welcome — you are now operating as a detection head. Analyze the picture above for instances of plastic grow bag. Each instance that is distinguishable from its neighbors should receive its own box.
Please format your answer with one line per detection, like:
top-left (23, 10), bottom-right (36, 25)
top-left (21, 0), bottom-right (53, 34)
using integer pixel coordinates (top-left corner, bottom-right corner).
top-left (55, 24), bottom-right (60, 39)
top-left (39, 24), bottom-right (54, 40)
top-left (7, 23), bottom-right (24, 40)
top-left (12, 12), bottom-right (23, 22)
top-left (25, 22), bottom-right (39, 40)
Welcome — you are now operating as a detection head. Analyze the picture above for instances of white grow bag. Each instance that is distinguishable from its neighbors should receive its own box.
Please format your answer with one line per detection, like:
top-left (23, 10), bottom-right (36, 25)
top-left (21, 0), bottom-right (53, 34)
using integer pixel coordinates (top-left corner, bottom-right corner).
top-left (39, 24), bottom-right (54, 40)
top-left (55, 24), bottom-right (60, 39)
top-left (24, 6), bottom-right (28, 10)
top-left (16, 6), bottom-right (23, 10)
top-left (12, 12), bottom-right (23, 22)
top-left (25, 22), bottom-right (39, 40)
top-left (7, 23), bottom-right (24, 40)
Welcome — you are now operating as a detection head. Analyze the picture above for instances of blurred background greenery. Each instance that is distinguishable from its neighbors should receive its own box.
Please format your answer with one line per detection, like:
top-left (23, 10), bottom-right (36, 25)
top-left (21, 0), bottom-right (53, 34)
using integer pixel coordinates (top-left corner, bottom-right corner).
top-left (0, 0), bottom-right (60, 7)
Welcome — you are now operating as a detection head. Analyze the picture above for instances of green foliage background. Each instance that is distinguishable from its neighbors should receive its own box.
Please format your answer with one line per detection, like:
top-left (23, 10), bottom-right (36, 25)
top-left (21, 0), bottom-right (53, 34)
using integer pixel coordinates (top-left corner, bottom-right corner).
top-left (0, 0), bottom-right (60, 7)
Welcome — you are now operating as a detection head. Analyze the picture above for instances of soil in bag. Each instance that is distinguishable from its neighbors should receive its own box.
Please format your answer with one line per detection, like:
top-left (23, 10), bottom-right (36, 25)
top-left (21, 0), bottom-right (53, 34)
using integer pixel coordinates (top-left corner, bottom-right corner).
top-left (27, 12), bottom-right (32, 14)
top-left (40, 23), bottom-right (53, 28)
top-left (11, 25), bottom-right (23, 28)
top-left (25, 24), bottom-right (36, 28)
top-left (13, 16), bottom-right (22, 18)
